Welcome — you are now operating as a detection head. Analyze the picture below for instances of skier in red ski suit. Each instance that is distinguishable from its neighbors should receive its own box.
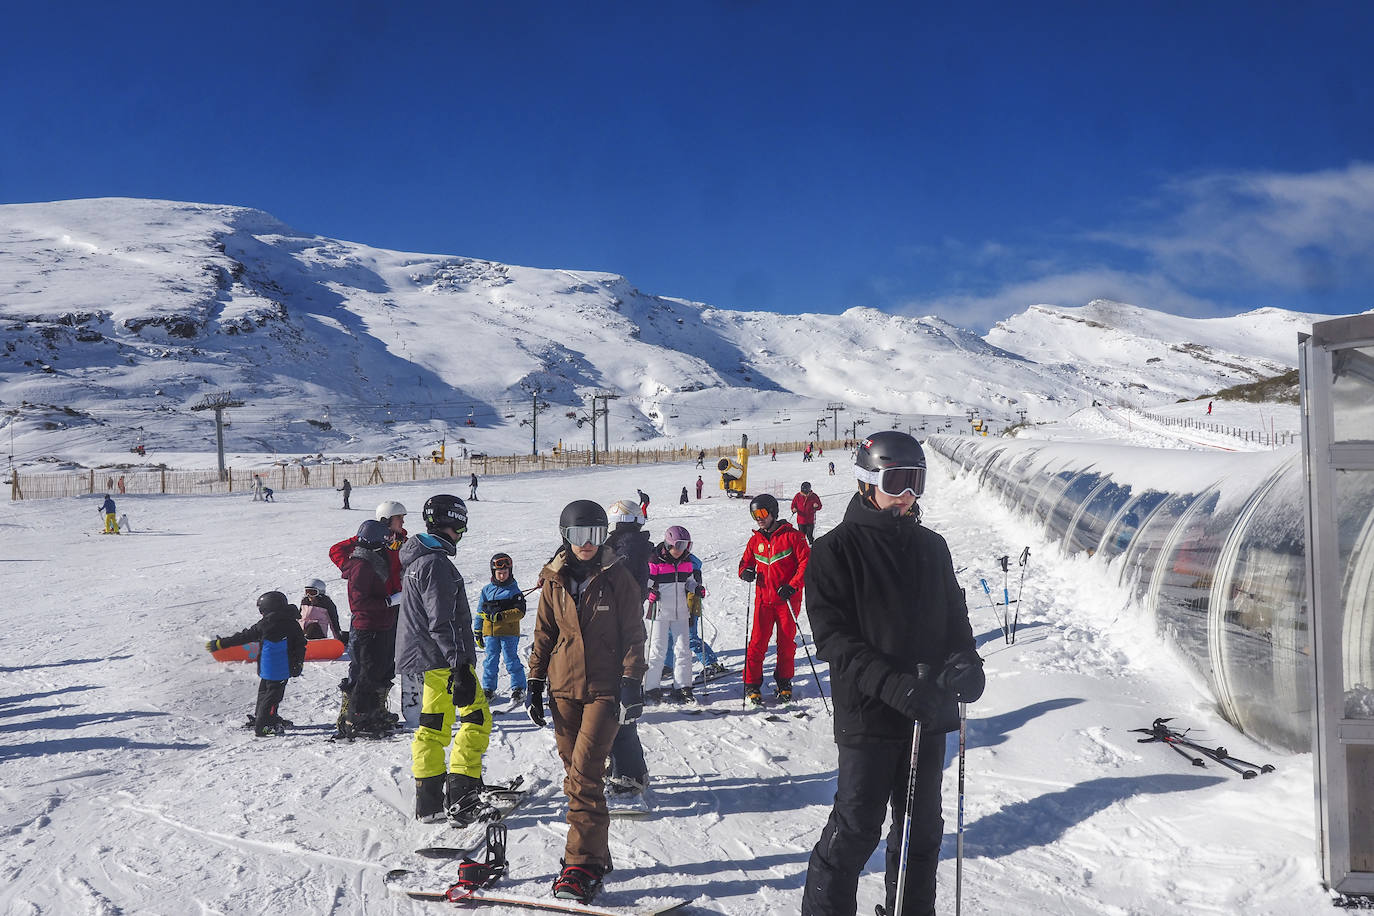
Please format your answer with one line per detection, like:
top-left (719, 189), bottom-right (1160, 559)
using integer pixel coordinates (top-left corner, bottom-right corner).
top-left (737, 492), bottom-right (810, 705)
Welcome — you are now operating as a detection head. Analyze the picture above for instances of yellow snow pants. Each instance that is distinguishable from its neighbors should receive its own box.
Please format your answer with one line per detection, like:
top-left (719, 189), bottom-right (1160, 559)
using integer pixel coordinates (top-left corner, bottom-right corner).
top-left (412, 667), bottom-right (492, 780)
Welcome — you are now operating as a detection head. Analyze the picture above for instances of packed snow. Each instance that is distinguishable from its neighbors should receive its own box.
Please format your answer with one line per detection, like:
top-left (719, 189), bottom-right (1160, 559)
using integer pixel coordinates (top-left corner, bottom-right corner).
top-left (0, 444), bottom-right (1331, 915)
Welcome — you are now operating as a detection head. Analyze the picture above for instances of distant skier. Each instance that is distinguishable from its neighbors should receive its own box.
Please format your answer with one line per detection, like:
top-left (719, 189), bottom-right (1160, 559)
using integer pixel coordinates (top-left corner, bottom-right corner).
top-left (474, 553), bottom-right (528, 704)
top-left (469, 472), bottom-right (479, 501)
top-left (1207, 401), bottom-right (1213, 415)
top-left (252, 474), bottom-right (264, 502)
top-left (338, 478), bottom-right (352, 510)
top-left (695, 449), bottom-right (706, 469)
top-left (695, 476), bottom-right (704, 499)
top-left (263, 486), bottom-right (274, 502)
top-left (791, 481), bottom-right (823, 545)
top-left (800, 431), bottom-right (984, 916)
top-left (637, 488), bottom-right (650, 521)
top-left (99, 494), bottom-right (120, 534)
top-left (679, 486), bottom-right (689, 505)
top-left (206, 591), bottom-right (306, 737)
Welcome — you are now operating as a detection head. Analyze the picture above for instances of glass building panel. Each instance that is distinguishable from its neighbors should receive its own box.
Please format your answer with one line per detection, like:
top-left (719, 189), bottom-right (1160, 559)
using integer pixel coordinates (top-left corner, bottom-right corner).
top-left (1348, 744), bottom-right (1374, 872)
top-left (1068, 481), bottom-right (1133, 558)
top-left (1098, 490), bottom-right (1170, 563)
top-left (1029, 468), bottom-right (1079, 525)
top-left (1336, 469), bottom-right (1374, 718)
top-left (1217, 464), bottom-right (1310, 748)
top-left (1331, 346), bottom-right (1374, 444)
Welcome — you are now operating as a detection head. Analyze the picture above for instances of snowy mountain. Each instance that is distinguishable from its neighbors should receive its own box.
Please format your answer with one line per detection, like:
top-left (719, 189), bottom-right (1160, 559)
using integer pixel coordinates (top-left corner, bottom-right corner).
top-left (0, 198), bottom-right (1337, 468)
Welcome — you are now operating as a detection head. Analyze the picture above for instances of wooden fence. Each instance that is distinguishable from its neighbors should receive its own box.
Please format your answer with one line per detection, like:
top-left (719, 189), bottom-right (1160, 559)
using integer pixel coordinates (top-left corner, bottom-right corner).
top-left (8, 440), bottom-right (852, 501)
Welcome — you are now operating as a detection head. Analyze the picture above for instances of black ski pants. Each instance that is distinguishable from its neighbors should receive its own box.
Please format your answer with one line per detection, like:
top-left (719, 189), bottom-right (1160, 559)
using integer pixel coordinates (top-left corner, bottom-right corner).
top-left (254, 678), bottom-right (288, 727)
top-left (347, 627), bottom-right (396, 722)
top-left (801, 729), bottom-right (947, 916)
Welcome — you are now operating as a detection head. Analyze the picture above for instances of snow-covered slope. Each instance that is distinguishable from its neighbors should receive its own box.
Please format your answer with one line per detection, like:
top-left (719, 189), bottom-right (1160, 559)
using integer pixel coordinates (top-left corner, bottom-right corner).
top-left (0, 199), bottom-right (1339, 469)
top-left (985, 300), bottom-right (1326, 403)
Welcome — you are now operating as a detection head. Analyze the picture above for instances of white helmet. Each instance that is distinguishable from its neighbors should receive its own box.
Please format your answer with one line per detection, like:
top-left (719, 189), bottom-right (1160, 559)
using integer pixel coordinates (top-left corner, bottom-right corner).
top-left (375, 500), bottom-right (407, 521)
top-left (305, 578), bottom-right (327, 594)
top-left (606, 498), bottom-right (645, 525)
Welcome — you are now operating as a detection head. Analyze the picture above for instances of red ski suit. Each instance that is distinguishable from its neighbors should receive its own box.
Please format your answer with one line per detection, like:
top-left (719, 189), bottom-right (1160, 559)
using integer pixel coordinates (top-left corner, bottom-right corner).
top-left (737, 519), bottom-right (810, 685)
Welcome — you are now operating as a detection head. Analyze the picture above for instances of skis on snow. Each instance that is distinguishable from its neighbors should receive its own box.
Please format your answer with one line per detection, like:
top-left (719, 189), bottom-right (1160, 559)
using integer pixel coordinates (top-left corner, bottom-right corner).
top-left (1132, 717), bottom-right (1276, 779)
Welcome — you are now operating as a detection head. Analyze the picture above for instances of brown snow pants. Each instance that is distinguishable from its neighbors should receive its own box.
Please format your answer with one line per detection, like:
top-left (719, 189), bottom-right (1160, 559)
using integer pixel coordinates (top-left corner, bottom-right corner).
top-left (549, 694), bottom-right (620, 869)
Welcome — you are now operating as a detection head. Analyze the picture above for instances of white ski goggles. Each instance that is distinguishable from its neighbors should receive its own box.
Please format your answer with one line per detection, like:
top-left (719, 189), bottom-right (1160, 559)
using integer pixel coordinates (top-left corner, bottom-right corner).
top-left (561, 524), bottom-right (609, 547)
top-left (855, 464), bottom-right (926, 497)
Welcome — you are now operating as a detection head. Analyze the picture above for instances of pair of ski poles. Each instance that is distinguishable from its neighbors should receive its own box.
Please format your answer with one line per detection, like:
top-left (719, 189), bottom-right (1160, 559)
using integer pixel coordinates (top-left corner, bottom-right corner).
top-left (894, 699), bottom-right (968, 916)
top-left (979, 546), bottom-right (1029, 644)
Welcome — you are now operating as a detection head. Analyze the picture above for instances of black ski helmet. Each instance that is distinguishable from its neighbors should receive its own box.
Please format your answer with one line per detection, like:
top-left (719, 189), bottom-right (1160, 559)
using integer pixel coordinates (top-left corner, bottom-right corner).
top-left (559, 499), bottom-right (608, 531)
top-left (257, 590), bottom-right (290, 616)
top-left (855, 430), bottom-right (927, 510)
top-left (356, 518), bottom-right (390, 548)
top-left (423, 494), bottom-right (468, 534)
top-left (749, 492), bottom-right (780, 525)
top-left (490, 552), bottom-right (513, 579)
top-left (855, 430), bottom-right (926, 474)
top-left (800, 481), bottom-right (812, 493)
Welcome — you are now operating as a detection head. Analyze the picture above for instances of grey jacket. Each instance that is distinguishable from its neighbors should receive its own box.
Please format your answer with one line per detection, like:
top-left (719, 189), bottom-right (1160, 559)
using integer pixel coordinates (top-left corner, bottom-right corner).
top-left (395, 532), bottom-right (476, 676)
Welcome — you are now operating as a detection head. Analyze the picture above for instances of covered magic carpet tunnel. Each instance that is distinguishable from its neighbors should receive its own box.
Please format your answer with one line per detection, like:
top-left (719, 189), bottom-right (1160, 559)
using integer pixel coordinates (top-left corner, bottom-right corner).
top-left (926, 435), bottom-right (1374, 754)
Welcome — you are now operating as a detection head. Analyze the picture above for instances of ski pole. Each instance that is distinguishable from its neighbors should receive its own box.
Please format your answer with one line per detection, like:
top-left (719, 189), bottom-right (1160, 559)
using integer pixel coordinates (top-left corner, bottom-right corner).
top-left (1173, 738), bottom-right (1257, 779)
top-left (978, 578), bottom-right (1005, 642)
top-left (1010, 547), bottom-right (1030, 643)
top-left (893, 709), bottom-right (925, 916)
top-left (1209, 749), bottom-right (1276, 774)
top-left (784, 601), bottom-right (830, 716)
top-left (997, 555), bottom-right (1013, 644)
top-left (955, 702), bottom-right (967, 916)
top-left (742, 585), bottom-right (755, 710)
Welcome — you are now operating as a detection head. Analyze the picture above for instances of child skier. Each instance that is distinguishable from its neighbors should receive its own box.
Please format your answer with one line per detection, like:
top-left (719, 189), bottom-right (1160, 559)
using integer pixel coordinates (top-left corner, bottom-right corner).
top-left (299, 578), bottom-right (345, 641)
top-left (206, 591), bottom-right (307, 736)
top-left (474, 553), bottom-right (528, 704)
top-left (645, 525), bottom-right (702, 703)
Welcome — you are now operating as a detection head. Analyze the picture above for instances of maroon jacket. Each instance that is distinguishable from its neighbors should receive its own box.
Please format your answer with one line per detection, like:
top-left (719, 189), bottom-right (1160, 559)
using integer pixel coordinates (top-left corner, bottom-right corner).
top-left (339, 546), bottom-right (396, 630)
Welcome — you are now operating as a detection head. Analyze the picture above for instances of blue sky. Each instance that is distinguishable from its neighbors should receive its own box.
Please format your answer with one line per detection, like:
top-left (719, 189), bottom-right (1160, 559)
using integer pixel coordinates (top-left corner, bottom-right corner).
top-left (4, 1), bottom-right (1372, 331)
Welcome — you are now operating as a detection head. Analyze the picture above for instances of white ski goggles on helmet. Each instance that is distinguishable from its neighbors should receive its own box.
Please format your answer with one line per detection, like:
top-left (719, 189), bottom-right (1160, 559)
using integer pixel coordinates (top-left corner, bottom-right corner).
top-left (561, 524), bottom-right (609, 547)
top-left (855, 464), bottom-right (926, 497)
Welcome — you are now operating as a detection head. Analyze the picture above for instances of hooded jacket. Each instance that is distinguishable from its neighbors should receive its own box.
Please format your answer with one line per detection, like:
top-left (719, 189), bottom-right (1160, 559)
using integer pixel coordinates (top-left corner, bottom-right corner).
top-left (791, 490), bottom-right (823, 525)
top-left (217, 605), bottom-right (307, 680)
top-left (339, 545), bottom-right (396, 630)
top-left (805, 492), bottom-right (975, 742)
top-left (528, 545), bottom-right (647, 701)
top-left (395, 532), bottom-right (476, 675)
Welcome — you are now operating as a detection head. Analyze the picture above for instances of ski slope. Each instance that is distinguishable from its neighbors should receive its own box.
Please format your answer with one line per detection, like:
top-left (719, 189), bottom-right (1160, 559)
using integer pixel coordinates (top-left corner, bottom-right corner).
top-left (0, 450), bottom-right (1331, 914)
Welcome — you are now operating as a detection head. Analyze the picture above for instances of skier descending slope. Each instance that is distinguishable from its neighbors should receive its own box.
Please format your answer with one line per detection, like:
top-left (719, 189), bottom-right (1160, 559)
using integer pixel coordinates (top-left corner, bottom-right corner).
top-left (801, 431), bottom-right (985, 916)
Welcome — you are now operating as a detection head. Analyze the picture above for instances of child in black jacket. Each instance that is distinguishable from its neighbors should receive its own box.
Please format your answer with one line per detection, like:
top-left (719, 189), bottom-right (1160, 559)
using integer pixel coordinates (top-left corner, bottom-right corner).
top-left (207, 591), bottom-right (308, 736)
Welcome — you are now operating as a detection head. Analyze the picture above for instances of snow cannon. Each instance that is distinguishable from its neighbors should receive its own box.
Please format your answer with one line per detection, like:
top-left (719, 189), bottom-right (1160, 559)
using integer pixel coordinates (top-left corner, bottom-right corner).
top-left (718, 436), bottom-right (750, 498)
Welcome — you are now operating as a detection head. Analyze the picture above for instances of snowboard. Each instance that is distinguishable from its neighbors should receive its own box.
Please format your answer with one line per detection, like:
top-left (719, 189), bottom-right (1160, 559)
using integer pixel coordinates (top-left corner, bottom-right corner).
top-left (212, 637), bottom-right (346, 663)
top-left (384, 874), bottom-right (688, 915)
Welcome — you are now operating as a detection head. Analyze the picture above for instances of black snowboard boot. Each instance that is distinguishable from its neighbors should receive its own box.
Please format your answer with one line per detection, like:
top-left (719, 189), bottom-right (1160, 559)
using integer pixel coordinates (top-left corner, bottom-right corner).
top-left (445, 773), bottom-right (486, 826)
top-left (553, 861), bottom-right (606, 903)
top-left (415, 774), bottom-right (447, 823)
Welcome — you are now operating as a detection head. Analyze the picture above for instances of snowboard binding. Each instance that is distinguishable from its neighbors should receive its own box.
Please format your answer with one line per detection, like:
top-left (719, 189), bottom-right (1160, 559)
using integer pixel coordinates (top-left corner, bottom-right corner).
top-left (445, 824), bottom-right (508, 900)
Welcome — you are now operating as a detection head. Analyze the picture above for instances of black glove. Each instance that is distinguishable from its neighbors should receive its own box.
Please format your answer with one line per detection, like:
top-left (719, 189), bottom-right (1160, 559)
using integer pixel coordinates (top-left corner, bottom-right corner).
top-left (740, 568), bottom-right (756, 583)
top-left (290, 664), bottom-right (304, 678)
top-left (880, 664), bottom-right (954, 727)
top-left (449, 664), bottom-right (478, 709)
top-left (205, 638), bottom-right (221, 652)
top-left (776, 583), bottom-right (797, 601)
top-left (618, 676), bottom-right (644, 724)
top-left (937, 650), bottom-right (986, 703)
top-left (526, 678), bottom-right (547, 728)
top-left (694, 585), bottom-right (707, 598)
top-left (474, 630), bottom-right (485, 649)
top-left (338, 630), bottom-right (349, 645)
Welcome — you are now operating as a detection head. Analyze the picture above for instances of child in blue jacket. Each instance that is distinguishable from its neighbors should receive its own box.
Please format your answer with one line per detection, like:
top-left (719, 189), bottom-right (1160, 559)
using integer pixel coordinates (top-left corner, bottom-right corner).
top-left (474, 553), bottom-right (528, 703)
top-left (207, 591), bottom-right (307, 736)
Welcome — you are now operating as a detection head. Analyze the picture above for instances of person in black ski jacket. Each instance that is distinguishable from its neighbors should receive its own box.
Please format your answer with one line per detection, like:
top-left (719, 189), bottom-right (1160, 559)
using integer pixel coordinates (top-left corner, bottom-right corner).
top-left (602, 499), bottom-right (653, 800)
top-left (801, 431), bottom-right (984, 916)
top-left (206, 591), bottom-right (307, 737)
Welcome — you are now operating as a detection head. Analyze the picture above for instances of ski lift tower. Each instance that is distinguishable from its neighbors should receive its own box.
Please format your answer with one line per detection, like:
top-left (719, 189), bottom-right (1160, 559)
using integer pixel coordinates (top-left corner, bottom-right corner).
top-left (191, 391), bottom-right (245, 482)
top-left (1300, 312), bottom-right (1374, 899)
